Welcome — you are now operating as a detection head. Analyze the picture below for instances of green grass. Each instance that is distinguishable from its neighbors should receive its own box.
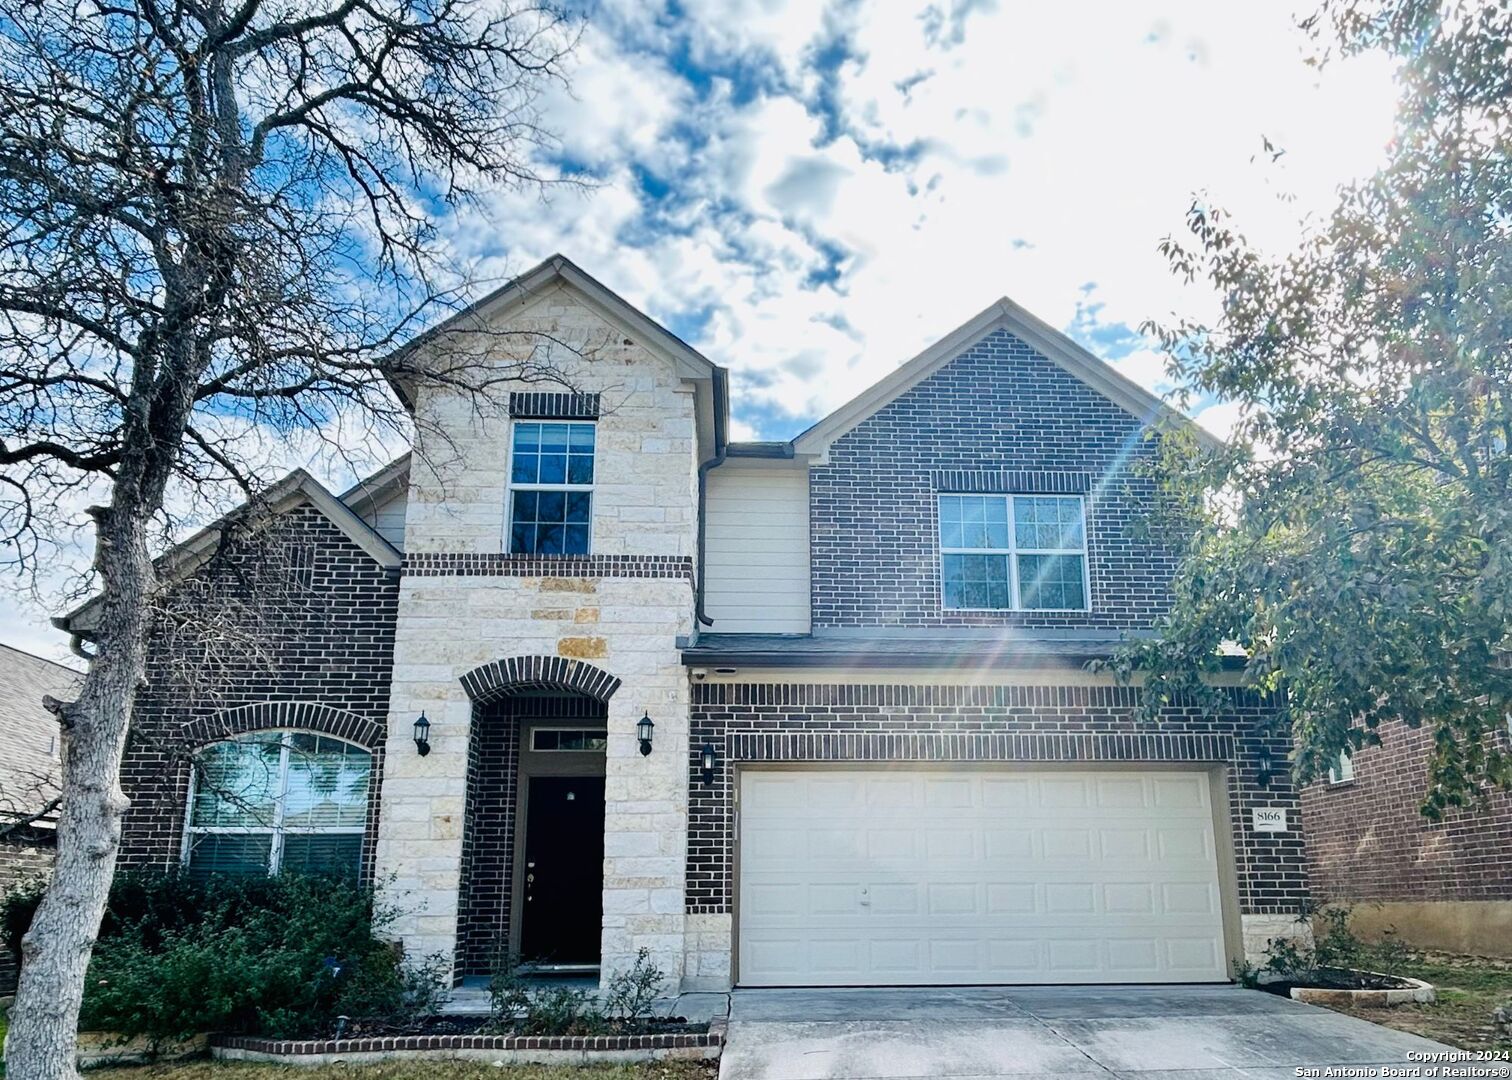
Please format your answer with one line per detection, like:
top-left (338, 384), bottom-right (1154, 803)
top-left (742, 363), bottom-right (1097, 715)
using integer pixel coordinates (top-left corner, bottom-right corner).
top-left (1323, 952), bottom-right (1512, 1053)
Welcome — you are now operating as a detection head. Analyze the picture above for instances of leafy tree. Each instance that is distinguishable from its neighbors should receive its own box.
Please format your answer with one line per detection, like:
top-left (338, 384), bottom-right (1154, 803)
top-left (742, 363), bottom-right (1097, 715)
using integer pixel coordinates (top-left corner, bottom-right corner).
top-left (1117, 0), bottom-right (1511, 815)
top-left (0, 1), bottom-right (574, 1076)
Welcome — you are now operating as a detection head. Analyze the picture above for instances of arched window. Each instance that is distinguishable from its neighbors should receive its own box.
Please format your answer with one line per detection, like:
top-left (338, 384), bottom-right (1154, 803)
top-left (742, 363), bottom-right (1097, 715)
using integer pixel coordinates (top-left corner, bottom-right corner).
top-left (183, 731), bottom-right (371, 879)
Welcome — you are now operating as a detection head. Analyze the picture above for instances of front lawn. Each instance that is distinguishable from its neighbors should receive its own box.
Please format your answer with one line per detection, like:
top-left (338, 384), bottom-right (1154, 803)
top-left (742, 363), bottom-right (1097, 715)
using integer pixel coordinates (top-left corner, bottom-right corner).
top-left (1319, 951), bottom-right (1512, 1054)
top-left (88, 1062), bottom-right (715, 1080)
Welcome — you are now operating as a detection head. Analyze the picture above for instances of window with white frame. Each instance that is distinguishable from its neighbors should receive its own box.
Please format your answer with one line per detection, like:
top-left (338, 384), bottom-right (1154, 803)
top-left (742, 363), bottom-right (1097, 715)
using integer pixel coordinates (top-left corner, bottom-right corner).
top-left (938, 493), bottom-right (1089, 610)
top-left (183, 731), bottom-right (371, 879)
top-left (508, 421), bottom-right (595, 555)
top-left (1328, 749), bottom-right (1355, 785)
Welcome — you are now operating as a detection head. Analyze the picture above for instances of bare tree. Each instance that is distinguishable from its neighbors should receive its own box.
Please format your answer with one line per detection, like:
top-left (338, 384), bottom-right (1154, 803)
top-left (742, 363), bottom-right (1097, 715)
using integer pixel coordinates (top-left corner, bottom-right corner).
top-left (0, 0), bottom-right (577, 1074)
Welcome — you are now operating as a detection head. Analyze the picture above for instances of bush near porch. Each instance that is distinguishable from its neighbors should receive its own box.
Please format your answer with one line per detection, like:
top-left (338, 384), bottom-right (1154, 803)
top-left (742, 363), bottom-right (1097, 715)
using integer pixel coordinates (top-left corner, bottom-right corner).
top-left (0, 871), bottom-right (443, 1048)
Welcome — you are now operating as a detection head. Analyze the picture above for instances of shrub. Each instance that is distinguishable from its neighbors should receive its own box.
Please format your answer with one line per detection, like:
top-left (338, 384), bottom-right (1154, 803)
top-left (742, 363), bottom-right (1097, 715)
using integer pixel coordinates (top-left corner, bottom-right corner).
top-left (1261, 905), bottom-right (1411, 983)
top-left (604, 948), bottom-right (667, 1029)
top-left (3, 869), bottom-right (442, 1048)
top-left (488, 953), bottom-right (607, 1037)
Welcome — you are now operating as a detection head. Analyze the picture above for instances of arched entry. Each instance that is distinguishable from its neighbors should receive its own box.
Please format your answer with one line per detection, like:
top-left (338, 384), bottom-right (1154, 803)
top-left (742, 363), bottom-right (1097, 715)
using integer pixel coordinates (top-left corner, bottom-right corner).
top-left (454, 657), bottom-right (620, 976)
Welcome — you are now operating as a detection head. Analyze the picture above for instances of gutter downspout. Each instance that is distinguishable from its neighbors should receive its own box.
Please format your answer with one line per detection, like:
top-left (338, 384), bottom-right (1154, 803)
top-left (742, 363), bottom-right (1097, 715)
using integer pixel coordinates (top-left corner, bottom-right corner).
top-left (695, 369), bottom-right (730, 629)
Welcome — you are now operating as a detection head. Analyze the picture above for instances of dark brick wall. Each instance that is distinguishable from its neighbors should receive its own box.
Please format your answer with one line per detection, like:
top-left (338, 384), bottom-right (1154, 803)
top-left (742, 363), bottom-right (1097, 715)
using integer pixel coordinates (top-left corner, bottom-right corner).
top-left (0, 831), bottom-right (54, 993)
top-left (810, 327), bottom-right (1179, 628)
top-left (455, 695), bottom-right (606, 976)
top-left (687, 683), bottom-right (1308, 917)
top-left (117, 504), bottom-right (399, 877)
top-left (1301, 718), bottom-right (1512, 902)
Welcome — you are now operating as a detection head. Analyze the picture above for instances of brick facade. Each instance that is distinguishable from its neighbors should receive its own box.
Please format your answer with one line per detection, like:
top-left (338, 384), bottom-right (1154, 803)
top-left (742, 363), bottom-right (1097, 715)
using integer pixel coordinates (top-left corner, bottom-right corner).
top-left (1301, 718), bottom-right (1512, 903)
top-left (118, 505), bottom-right (399, 876)
top-left (686, 682), bottom-right (1309, 918)
top-left (809, 327), bottom-right (1179, 629)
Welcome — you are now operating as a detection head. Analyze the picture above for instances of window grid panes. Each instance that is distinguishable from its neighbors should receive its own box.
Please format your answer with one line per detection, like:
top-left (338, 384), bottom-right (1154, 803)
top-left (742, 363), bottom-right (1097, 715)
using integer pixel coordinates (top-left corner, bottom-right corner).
top-left (184, 731), bottom-right (371, 880)
top-left (938, 494), bottom-right (1088, 611)
top-left (509, 422), bottom-right (595, 555)
top-left (530, 728), bottom-right (609, 752)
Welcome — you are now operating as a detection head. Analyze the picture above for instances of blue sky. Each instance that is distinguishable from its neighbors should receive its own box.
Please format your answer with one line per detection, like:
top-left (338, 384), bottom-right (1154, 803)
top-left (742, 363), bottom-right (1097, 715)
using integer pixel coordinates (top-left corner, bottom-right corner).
top-left (0, 0), bottom-right (1399, 660)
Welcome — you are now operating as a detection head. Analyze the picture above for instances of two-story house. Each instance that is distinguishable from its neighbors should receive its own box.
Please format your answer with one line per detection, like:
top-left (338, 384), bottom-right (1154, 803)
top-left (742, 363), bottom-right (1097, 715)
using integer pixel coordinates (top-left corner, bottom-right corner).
top-left (59, 255), bottom-right (1310, 994)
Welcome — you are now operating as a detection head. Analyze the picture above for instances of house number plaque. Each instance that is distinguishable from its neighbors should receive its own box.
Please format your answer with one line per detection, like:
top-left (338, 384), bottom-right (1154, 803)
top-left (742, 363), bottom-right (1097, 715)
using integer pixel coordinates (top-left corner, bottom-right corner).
top-left (1252, 807), bottom-right (1288, 833)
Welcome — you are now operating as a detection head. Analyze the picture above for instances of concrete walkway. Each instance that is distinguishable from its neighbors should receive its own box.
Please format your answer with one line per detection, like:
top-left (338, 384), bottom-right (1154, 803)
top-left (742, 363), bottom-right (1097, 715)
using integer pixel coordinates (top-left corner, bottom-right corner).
top-left (720, 984), bottom-right (1497, 1080)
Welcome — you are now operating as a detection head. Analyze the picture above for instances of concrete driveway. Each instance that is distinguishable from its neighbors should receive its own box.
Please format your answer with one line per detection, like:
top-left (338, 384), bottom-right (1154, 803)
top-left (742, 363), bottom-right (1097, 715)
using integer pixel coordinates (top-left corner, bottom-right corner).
top-left (719, 984), bottom-right (1498, 1080)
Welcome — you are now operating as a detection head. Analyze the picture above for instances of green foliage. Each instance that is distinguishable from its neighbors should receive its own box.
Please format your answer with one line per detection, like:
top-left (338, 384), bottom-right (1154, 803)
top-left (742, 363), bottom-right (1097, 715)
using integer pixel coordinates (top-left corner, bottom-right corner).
top-left (488, 957), bottom-right (607, 1037)
top-left (1116, 0), bottom-right (1512, 814)
top-left (3, 870), bottom-right (442, 1048)
top-left (1261, 905), bottom-right (1411, 982)
top-left (489, 950), bottom-right (669, 1037)
top-left (602, 949), bottom-right (668, 1030)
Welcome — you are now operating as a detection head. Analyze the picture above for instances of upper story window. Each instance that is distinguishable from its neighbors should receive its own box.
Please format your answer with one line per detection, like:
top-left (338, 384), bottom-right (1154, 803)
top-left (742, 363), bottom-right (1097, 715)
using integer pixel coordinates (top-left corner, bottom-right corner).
top-left (509, 421), bottom-right (595, 555)
top-left (1327, 749), bottom-right (1355, 785)
top-left (938, 494), bottom-right (1088, 611)
top-left (184, 731), bottom-right (371, 880)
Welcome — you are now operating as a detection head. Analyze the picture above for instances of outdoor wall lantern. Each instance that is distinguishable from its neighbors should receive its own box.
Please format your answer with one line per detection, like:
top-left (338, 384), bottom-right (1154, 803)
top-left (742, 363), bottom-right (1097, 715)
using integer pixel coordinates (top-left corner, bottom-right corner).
top-left (413, 712), bottom-right (431, 757)
top-left (637, 712), bottom-right (655, 757)
top-left (700, 743), bottom-right (718, 786)
top-left (1255, 744), bottom-right (1274, 789)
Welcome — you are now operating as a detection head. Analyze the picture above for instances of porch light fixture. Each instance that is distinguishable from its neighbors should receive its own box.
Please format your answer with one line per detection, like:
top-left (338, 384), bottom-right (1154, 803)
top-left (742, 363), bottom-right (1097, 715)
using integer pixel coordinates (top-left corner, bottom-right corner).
top-left (699, 743), bottom-right (718, 786)
top-left (1255, 744), bottom-right (1274, 789)
top-left (637, 712), bottom-right (655, 757)
top-left (413, 712), bottom-right (431, 757)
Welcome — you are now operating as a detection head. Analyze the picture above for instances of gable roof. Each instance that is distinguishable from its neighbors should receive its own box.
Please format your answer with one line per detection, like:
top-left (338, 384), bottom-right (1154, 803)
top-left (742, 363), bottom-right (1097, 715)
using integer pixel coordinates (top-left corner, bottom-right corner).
top-left (58, 469), bottom-right (401, 638)
top-left (792, 296), bottom-right (1222, 457)
top-left (388, 253), bottom-right (726, 399)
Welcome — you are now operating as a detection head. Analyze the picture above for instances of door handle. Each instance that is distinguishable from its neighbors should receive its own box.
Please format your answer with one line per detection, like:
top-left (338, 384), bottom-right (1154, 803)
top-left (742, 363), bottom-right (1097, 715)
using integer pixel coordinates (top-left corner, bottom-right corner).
top-left (859, 888), bottom-right (870, 907)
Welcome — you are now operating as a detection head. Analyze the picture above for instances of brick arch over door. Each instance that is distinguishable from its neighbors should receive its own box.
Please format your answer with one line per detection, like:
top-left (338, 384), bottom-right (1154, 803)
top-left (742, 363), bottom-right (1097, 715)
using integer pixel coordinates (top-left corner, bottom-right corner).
top-left (173, 700), bottom-right (386, 882)
top-left (458, 656), bottom-right (622, 705)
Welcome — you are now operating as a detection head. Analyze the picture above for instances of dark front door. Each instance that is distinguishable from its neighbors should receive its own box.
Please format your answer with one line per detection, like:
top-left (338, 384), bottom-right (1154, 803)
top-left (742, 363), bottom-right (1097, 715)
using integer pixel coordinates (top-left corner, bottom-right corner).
top-left (520, 775), bottom-right (605, 965)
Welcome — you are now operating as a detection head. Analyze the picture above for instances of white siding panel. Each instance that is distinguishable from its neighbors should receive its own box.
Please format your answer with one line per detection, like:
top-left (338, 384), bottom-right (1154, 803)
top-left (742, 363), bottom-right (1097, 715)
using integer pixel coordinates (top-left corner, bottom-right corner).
top-left (704, 462), bottom-right (810, 633)
top-left (351, 487), bottom-right (408, 551)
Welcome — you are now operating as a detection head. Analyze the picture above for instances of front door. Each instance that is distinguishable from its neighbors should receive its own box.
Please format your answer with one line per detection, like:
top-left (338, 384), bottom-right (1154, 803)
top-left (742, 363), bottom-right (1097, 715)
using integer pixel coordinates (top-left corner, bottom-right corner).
top-left (520, 775), bottom-right (605, 964)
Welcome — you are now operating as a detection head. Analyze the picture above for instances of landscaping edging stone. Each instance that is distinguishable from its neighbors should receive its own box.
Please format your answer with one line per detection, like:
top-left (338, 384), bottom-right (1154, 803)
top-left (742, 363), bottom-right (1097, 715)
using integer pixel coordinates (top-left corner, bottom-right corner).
top-left (210, 1027), bottom-right (724, 1067)
top-left (1289, 975), bottom-right (1436, 1008)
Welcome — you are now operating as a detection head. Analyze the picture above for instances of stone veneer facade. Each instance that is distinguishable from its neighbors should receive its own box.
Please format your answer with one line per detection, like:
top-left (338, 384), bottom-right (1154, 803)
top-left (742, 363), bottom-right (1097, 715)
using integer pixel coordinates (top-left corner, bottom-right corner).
top-left (373, 284), bottom-right (701, 986)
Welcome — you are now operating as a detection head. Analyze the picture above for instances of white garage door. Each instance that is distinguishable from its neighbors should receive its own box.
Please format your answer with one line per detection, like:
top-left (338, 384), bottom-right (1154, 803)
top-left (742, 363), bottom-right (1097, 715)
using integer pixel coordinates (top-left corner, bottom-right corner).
top-left (737, 767), bottom-right (1229, 986)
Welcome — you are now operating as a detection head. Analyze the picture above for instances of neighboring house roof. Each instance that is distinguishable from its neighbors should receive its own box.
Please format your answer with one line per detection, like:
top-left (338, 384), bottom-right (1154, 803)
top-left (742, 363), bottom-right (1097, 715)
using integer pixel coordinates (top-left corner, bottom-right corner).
top-left (0, 643), bottom-right (82, 824)
top-left (59, 468), bottom-right (401, 638)
top-left (792, 296), bottom-right (1223, 458)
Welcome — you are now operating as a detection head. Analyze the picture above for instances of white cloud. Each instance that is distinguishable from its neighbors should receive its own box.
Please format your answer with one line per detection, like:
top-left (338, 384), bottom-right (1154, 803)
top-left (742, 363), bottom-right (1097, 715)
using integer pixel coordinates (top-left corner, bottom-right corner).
top-left (0, 1), bottom-right (1401, 653)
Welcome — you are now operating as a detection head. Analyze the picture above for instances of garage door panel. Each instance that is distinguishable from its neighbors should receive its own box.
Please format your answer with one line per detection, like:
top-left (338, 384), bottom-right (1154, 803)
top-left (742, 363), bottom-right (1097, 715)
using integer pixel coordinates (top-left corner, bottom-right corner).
top-left (738, 767), bottom-right (1230, 986)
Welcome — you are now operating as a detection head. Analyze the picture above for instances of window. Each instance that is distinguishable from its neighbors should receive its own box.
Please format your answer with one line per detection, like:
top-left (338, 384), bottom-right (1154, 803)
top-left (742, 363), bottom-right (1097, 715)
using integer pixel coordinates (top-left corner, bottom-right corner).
top-left (183, 731), bottom-right (371, 879)
top-left (509, 421), bottom-right (595, 555)
top-left (939, 494), bottom-right (1088, 610)
top-left (530, 727), bottom-right (609, 752)
top-left (1328, 750), bottom-right (1355, 785)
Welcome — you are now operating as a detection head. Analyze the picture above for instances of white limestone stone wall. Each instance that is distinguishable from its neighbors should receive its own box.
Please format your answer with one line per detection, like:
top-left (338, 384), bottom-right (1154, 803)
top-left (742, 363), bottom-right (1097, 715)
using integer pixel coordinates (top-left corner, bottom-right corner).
top-left (682, 913), bottom-right (732, 992)
top-left (1241, 913), bottom-right (1313, 969)
top-left (375, 283), bottom-right (700, 987)
top-left (402, 284), bottom-right (698, 559)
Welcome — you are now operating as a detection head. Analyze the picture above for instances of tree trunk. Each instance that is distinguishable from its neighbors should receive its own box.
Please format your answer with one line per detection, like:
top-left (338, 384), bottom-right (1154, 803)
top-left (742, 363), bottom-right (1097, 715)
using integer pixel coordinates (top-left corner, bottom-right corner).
top-left (5, 508), bottom-right (153, 1080)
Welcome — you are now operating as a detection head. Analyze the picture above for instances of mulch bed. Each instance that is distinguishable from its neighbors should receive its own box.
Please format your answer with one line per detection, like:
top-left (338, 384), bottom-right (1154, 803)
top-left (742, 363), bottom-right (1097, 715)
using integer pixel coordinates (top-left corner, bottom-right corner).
top-left (1259, 967), bottom-right (1419, 995)
top-left (337, 1016), bottom-right (707, 1040)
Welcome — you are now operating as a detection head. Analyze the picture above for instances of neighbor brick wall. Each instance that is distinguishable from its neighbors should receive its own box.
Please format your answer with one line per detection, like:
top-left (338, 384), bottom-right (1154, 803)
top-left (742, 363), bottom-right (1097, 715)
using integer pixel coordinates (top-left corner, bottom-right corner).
top-left (687, 683), bottom-right (1309, 917)
top-left (0, 830), bottom-right (55, 993)
top-left (117, 505), bottom-right (399, 877)
top-left (810, 327), bottom-right (1180, 629)
top-left (1301, 717), bottom-right (1512, 902)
